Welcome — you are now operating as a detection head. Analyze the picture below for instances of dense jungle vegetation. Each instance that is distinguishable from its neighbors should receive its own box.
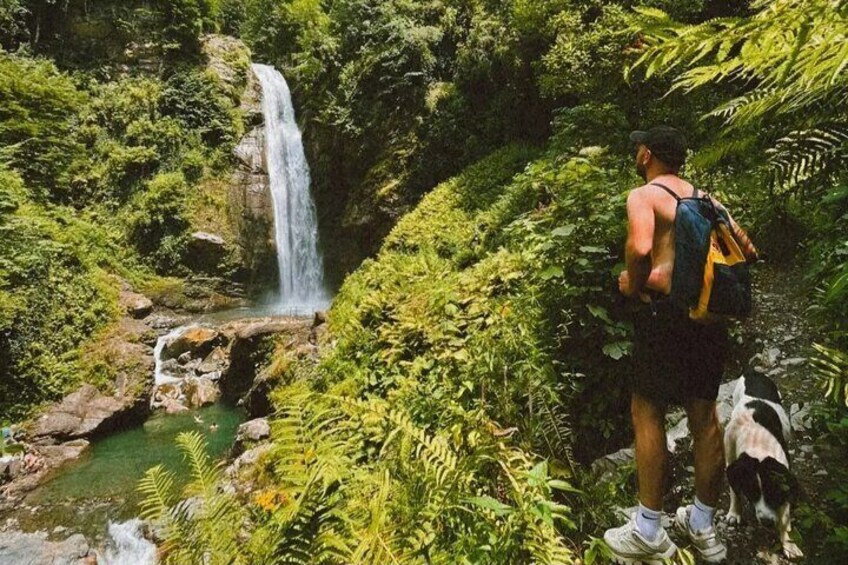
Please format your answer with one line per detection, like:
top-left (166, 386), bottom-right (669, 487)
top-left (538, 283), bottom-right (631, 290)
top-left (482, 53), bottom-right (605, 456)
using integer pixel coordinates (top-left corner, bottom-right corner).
top-left (1, 0), bottom-right (846, 563)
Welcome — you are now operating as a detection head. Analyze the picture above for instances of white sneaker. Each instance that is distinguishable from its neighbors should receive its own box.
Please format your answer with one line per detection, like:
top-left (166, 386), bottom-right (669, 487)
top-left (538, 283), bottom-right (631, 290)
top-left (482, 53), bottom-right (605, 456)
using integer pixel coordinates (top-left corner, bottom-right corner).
top-left (674, 505), bottom-right (727, 563)
top-left (604, 515), bottom-right (678, 564)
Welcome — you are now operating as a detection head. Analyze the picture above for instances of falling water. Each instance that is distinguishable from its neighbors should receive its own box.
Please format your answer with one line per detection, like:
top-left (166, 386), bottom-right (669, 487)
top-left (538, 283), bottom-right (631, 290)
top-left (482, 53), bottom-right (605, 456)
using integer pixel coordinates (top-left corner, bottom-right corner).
top-left (97, 520), bottom-right (157, 565)
top-left (252, 63), bottom-right (328, 315)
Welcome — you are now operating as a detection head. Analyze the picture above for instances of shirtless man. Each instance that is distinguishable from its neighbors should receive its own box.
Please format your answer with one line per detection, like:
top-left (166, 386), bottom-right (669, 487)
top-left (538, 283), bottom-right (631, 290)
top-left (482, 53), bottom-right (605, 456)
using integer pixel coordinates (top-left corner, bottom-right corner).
top-left (604, 126), bottom-right (758, 564)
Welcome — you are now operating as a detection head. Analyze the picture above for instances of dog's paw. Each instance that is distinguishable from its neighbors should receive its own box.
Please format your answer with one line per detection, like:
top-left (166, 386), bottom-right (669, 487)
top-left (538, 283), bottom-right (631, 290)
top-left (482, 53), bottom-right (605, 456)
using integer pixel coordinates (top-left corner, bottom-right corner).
top-left (725, 511), bottom-right (742, 525)
top-left (783, 542), bottom-right (803, 560)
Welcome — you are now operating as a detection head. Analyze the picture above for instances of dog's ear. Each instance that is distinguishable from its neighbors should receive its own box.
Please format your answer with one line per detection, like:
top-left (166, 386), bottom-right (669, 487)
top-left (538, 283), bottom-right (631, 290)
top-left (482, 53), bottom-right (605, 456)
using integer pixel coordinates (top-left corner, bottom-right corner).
top-left (760, 456), bottom-right (799, 507)
top-left (727, 453), bottom-right (760, 500)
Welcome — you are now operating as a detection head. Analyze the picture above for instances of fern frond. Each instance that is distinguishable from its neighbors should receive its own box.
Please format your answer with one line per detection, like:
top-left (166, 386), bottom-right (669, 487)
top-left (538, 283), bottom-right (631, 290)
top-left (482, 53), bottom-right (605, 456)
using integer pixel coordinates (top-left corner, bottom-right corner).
top-left (811, 343), bottom-right (848, 408)
top-left (767, 122), bottom-right (848, 191)
top-left (529, 383), bottom-right (577, 478)
top-left (176, 431), bottom-right (222, 498)
top-left (137, 464), bottom-right (177, 522)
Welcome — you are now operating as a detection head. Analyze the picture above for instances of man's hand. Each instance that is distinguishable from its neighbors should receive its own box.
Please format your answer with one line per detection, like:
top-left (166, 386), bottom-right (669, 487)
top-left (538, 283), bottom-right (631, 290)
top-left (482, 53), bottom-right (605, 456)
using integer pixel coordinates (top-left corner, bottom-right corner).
top-left (619, 270), bottom-right (634, 297)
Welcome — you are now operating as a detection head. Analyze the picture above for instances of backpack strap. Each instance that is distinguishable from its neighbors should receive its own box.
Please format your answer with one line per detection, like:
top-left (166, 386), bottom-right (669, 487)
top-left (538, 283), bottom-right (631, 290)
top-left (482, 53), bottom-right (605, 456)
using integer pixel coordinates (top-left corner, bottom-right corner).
top-left (650, 182), bottom-right (680, 202)
top-left (651, 182), bottom-right (700, 201)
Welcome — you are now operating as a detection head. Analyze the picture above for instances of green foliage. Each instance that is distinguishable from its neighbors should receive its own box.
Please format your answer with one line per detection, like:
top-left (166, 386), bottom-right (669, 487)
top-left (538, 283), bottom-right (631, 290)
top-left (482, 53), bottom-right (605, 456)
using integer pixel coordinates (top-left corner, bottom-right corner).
top-left (127, 172), bottom-right (190, 273)
top-left (0, 0), bottom-right (27, 47)
top-left (538, 2), bottom-right (633, 102)
top-left (139, 431), bottom-right (246, 564)
top-left (812, 344), bottom-right (848, 409)
top-left (158, 0), bottom-right (221, 53)
top-left (64, 54), bottom-right (243, 207)
top-left (0, 53), bottom-right (84, 196)
top-left (146, 383), bottom-right (579, 564)
top-left (0, 434), bottom-right (24, 456)
top-left (631, 0), bottom-right (848, 195)
top-left (161, 69), bottom-right (239, 147)
top-left (0, 166), bottom-right (119, 420)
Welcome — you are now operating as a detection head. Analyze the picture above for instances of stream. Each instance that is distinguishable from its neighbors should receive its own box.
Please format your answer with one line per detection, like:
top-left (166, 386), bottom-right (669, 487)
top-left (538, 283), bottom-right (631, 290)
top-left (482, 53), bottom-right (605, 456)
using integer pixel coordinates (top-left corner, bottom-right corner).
top-left (3, 403), bottom-right (243, 557)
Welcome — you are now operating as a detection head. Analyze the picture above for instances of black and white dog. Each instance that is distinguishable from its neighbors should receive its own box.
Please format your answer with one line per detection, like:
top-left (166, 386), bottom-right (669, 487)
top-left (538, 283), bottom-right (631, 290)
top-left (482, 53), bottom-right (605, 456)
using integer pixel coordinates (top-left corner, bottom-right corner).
top-left (724, 374), bottom-right (802, 559)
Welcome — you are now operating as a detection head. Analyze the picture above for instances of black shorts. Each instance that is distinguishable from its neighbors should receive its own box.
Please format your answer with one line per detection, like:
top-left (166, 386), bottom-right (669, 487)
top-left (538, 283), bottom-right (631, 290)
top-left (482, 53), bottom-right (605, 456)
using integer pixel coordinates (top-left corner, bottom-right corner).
top-left (631, 294), bottom-right (728, 406)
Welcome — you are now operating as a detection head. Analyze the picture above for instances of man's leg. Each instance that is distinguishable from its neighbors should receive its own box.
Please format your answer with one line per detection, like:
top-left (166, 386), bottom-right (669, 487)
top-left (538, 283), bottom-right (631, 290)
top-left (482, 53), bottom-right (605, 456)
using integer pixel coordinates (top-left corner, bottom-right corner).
top-left (603, 392), bottom-right (677, 561)
top-left (685, 398), bottom-right (724, 506)
top-left (632, 391), bottom-right (667, 510)
top-left (672, 398), bottom-right (727, 563)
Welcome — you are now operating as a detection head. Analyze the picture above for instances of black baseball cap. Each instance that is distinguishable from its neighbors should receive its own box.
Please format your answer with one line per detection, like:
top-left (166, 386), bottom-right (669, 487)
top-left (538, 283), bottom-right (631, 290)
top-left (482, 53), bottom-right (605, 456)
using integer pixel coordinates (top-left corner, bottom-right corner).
top-left (629, 126), bottom-right (687, 169)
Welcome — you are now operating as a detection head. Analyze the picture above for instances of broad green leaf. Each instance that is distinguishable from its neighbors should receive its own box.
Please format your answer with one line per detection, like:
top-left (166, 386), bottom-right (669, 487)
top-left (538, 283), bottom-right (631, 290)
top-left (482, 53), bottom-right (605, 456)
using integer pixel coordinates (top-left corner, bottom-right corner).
top-left (466, 495), bottom-right (514, 516)
top-left (602, 341), bottom-right (631, 360)
top-left (540, 265), bottom-right (564, 280)
top-left (551, 225), bottom-right (576, 238)
top-left (579, 245), bottom-right (607, 254)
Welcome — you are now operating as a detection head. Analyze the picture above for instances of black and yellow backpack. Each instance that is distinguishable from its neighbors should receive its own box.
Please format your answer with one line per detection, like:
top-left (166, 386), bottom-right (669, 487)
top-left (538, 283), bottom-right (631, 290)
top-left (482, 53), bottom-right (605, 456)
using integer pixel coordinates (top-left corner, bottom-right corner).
top-left (652, 182), bottom-right (752, 323)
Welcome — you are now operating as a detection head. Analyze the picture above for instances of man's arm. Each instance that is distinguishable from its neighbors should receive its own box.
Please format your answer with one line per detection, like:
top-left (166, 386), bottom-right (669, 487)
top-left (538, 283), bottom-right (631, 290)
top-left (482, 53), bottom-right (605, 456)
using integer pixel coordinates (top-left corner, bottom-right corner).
top-left (621, 188), bottom-right (654, 296)
top-left (729, 218), bottom-right (759, 263)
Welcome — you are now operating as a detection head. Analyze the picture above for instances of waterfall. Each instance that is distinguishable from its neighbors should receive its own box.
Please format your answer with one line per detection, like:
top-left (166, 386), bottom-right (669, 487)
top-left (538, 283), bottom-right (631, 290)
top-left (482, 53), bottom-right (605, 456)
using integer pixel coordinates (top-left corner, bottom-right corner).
top-left (152, 325), bottom-right (193, 385)
top-left (252, 63), bottom-right (328, 315)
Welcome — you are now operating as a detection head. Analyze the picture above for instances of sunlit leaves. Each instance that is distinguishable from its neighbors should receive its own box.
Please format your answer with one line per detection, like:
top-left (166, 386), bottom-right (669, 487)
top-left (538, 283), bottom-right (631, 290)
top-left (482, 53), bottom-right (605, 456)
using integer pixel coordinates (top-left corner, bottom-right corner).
top-left (631, 0), bottom-right (848, 191)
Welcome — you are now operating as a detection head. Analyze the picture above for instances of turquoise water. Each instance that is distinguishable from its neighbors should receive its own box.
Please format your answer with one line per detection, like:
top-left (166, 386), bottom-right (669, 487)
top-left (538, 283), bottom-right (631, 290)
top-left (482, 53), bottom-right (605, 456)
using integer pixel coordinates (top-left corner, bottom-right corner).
top-left (9, 403), bottom-right (243, 541)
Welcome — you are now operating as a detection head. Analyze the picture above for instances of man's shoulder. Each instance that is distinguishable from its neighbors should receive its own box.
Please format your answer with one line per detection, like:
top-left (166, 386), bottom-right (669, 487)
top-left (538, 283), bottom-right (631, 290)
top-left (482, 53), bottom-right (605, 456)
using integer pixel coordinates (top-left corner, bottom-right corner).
top-left (628, 182), bottom-right (668, 203)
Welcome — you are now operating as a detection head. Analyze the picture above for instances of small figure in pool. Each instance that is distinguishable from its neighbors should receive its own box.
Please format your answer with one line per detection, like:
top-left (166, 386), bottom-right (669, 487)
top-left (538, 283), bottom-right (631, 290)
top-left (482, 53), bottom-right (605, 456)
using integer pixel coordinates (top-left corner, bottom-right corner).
top-left (209, 422), bottom-right (218, 432)
top-left (193, 414), bottom-right (204, 425)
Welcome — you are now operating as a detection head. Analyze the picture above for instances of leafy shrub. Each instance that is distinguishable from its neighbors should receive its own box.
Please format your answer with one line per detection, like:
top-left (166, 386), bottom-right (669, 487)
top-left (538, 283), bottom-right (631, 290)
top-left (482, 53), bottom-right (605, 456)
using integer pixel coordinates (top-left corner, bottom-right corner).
top-left (159, 0), bottom-right (221, 53)
top-left (161, 69), bottom-right (238, 147)
top-left (538, 3), bottom-right (633, 103)
top-left (0, 53), bottom-right (84, 198)
top-left (127, 172), bottom-right (190, 273)
top-left (0, 0), bottom-right (27, 48)
top-left (0, 167), bottom-right (118, 420)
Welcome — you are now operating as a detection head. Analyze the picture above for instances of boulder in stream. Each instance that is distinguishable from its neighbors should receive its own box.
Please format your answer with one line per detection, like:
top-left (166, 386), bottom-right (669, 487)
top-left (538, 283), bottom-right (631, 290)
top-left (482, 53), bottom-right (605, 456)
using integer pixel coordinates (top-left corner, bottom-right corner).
top-left (197, 346), bottom-right (228, 376)
top-left (119, 290), bottom-right (154, 319)
top-left (0, 530), bottom-right (93, 565)
top-left (183, 377), bottom-right (220, 408)
top-left (163, 327), bottom-right (223, 360)
top-left (237, 417), bottom-right (270, 443)
top-left (161, 397), bottom-right (190, 414)
top-left (29, 385), bottom-right (145, 444)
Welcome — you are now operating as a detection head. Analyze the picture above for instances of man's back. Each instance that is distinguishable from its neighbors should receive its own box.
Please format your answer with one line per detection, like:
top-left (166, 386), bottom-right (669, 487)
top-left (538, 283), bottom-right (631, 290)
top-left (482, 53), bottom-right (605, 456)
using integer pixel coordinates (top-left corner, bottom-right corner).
top-left (628, 174), bottom-right (696, 296)
top-left (627, 175), bottom-right (756, 297)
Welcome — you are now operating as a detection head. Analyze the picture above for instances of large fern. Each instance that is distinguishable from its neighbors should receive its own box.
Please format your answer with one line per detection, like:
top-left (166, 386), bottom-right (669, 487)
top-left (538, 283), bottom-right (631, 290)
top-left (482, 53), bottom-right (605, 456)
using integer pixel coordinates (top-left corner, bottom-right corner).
top-left (138, 431), bottom-right (247, 564)
top-left (630, 0), bottom-right (848, 191)
top-left (137, 376), bottom-right (580, 564)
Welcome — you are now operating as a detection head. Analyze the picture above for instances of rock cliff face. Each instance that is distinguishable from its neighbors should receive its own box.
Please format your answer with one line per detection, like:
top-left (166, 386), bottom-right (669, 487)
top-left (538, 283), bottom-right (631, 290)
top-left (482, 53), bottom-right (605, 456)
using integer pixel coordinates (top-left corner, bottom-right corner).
top-left (201, 35), bottom-right (277, 290)
top-left (230, 143), bottom-right (277, 283)
top-left (229, 63), bottom-right (277, 287)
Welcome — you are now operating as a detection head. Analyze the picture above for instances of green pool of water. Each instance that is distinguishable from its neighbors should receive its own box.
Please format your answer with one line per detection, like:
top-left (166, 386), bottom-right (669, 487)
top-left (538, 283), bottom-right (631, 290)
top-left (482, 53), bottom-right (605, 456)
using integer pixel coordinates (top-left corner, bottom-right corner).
top-left (9, 403), bottom-right (244, 541)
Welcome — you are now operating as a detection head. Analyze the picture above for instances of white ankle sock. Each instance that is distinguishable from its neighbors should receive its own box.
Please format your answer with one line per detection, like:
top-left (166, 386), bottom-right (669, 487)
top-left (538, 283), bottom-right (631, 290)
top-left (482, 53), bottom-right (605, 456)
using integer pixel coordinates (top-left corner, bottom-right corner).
top-left (689, 496), bottom-right (716, 533)
top-left (635, 503), bottom-right (663, 541)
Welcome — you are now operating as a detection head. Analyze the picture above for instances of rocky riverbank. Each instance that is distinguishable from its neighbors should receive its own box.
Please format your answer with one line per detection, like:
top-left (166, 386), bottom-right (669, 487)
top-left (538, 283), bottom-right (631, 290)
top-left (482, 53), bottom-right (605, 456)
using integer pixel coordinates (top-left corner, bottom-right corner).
top-left (1, 278), bottom-right (326, 563)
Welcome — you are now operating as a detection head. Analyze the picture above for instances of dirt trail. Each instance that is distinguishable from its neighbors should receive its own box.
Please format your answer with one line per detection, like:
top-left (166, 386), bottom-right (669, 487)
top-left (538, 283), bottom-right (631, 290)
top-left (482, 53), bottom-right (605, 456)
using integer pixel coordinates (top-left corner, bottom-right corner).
top-left (663, 262), bottom-right (843, 564)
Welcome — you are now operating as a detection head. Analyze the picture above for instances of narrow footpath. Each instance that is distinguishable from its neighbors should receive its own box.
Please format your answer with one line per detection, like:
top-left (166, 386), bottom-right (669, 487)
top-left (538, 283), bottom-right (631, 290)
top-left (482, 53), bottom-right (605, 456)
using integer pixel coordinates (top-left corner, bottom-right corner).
top-left (668, 262), bottom-right (845, 564)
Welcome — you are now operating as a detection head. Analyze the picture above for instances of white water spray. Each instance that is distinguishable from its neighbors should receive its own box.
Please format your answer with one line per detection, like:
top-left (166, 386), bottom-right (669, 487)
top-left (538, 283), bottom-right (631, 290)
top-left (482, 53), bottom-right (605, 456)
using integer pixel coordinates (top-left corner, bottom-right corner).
top-left (152, 325), bottom-right (194, 385)
top-left (98, 519), bottom-right (157, 565)
top-left (252, 63), bottom-right (328, 315)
